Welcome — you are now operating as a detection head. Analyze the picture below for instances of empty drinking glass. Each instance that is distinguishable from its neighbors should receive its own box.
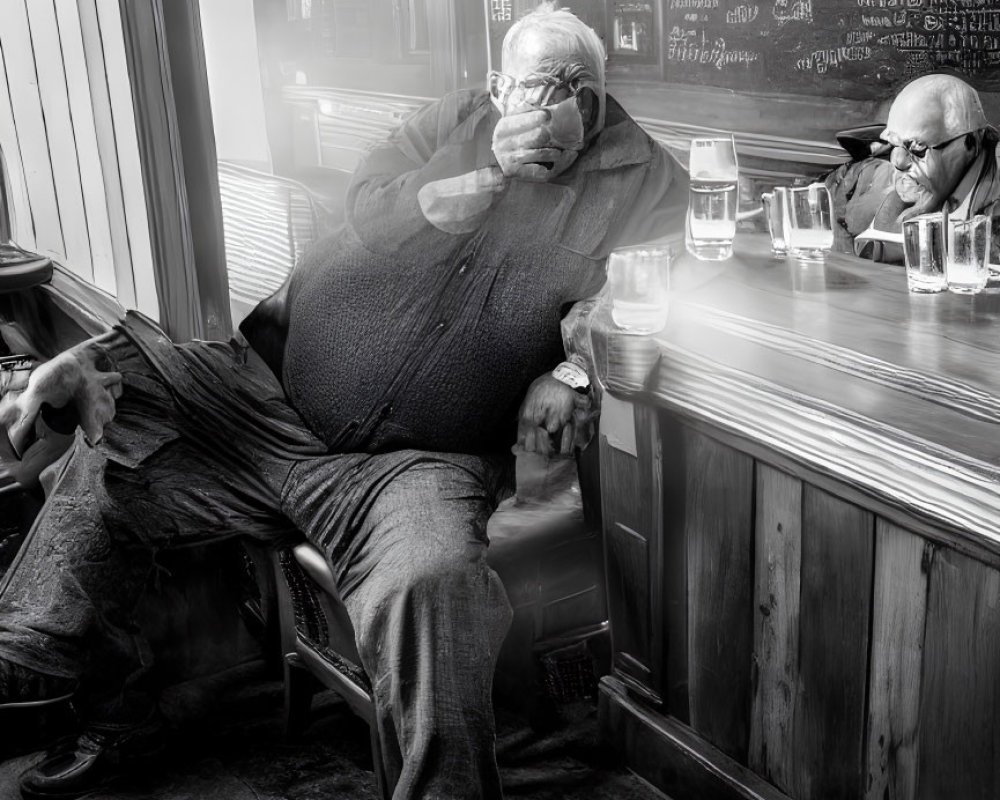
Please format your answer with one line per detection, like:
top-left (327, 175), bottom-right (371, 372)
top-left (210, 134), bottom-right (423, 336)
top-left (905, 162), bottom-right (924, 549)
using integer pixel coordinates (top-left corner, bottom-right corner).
top-left (785, 183), bottom-right (834, 259)
top-left (902, 213), bottom-right (946, 293)
top-left (946, 214), bottom-right (992, 294)
top-left (685, 136), bottom-right (739, 261)
top-left (761, 186), bottom-right (789, 255)
top-left (607, 245), bottom-right (672, 334)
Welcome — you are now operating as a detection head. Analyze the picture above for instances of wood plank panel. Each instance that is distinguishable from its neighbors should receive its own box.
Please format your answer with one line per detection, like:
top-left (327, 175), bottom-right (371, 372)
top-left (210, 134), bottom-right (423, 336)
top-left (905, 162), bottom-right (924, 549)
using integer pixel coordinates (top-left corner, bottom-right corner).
top-left (865, 520), bottom-right (928, 800)
top-left (749, 464), bottom-right (802, 788)
top-left (601, 412), bottom-right (655, 695)
top-left (605, 519), bottom-right (651, 682)
top-left (659, 411), bottom-right (689, 719)
top-left (917, 547), bottom-right (1000, 800)
top-left (790, 487), bottom-right (874, 800)
top-left (685, 428), bottom-right (754, 760)
top-left (600, 677), bottom-right (793, 800)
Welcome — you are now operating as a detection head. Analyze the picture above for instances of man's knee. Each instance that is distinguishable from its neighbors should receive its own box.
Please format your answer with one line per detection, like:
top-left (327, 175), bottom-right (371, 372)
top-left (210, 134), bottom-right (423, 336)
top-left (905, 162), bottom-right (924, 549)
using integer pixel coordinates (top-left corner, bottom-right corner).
top-left (351, 546), bottom-right (510, 657)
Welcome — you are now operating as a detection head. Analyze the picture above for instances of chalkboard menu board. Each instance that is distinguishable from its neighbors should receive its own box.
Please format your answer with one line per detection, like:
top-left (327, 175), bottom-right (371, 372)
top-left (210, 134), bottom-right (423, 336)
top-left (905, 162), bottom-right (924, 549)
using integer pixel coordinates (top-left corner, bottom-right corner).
top-left (486, 0), bottom-right (1000, 101)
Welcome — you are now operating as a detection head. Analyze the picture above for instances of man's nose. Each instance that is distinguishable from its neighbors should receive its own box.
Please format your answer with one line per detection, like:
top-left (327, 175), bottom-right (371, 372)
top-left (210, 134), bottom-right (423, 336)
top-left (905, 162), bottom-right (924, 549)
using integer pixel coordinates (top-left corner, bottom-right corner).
top-left (890, 145), bottom-right (912, 171)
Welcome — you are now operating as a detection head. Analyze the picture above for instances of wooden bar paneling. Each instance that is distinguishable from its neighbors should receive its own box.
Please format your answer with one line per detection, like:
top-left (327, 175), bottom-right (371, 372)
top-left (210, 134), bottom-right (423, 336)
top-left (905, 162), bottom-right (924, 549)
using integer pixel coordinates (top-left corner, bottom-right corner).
top-left (600, 677), bottom-right (793, 800)
top-left (685, 428), bottom-right (754, 761)
top-left (788, 488), bottom-right (874, 800)
top-left (917, 548), bottom-right (1000, 800)
top-left (660, 412), bottom-right (689, 718)
top-left (749, 465), bottom-right (803, 788)
top-left (600, 403), bottom-right (662, 699)
top-left (865, 521), bottom-right (928, 800)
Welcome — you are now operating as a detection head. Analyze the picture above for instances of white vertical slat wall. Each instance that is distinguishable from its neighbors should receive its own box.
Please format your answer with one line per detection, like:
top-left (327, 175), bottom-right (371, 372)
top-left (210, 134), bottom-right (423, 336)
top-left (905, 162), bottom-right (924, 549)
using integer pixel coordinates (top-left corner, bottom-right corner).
top-left (0, 0), bottom-right (159, 320)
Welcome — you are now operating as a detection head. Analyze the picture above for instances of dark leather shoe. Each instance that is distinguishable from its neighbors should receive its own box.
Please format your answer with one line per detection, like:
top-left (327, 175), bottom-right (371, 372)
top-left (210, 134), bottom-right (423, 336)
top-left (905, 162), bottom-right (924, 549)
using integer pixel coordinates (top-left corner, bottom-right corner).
top-left (0, 659), bottom-right (76, 710)
top-left (19, 711), bottom-right (165, 799)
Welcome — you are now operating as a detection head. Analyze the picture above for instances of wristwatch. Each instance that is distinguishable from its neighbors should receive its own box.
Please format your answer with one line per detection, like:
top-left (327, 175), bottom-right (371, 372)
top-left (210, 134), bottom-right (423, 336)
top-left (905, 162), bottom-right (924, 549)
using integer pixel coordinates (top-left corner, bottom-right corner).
top-left (552, 360), bottom-right (590, 394)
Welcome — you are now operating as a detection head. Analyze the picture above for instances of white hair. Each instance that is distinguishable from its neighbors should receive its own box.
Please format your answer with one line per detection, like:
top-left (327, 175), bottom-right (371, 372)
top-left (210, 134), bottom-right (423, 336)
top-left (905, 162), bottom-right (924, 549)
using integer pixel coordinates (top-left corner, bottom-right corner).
top-left (501, 3), bottom-right (606, 91)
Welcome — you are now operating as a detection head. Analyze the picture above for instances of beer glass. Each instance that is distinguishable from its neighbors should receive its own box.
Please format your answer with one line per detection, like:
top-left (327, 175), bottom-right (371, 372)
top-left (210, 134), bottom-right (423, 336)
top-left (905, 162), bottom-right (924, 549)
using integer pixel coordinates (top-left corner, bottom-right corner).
top-left (946, 214), bottom-right (991, 294)
top-left (685, 136), bottom-right (739, 261)
top-left (902, 213), bottom-right (946, 293)
top-left (784, 183), bottom-right (834, 259)
top-left (607, 245), bottom-right (672, 334)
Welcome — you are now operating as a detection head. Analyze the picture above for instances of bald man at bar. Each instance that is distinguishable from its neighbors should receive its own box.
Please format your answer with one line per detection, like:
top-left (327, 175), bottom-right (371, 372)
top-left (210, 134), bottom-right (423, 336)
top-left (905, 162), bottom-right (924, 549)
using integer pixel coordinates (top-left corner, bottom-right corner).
top-left (826, 73), bottom-right (1000, 264)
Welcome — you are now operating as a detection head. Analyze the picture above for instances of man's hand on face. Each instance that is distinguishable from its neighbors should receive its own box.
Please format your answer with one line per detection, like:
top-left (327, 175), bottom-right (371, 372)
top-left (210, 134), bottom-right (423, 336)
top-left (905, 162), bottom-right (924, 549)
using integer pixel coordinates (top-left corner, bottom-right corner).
top-left (517, 372), bottom-right (591, 456)
top-left (492, 104), bottom-right (583, 183)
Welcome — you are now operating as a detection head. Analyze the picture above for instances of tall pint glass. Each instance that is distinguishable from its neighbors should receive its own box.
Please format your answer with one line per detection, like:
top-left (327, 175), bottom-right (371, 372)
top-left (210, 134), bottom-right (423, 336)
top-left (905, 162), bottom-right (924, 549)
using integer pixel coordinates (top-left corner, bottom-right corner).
top-left (685, 136), bottom-right (739, 261)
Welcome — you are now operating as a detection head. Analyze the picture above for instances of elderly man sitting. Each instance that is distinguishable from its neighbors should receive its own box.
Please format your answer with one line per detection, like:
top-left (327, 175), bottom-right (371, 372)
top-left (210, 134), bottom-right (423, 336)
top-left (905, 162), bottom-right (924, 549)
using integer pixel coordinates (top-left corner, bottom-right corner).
top-left (0, 4), bottom-right (685, 799)
top-left (826, 73), bottom-right (999, 263)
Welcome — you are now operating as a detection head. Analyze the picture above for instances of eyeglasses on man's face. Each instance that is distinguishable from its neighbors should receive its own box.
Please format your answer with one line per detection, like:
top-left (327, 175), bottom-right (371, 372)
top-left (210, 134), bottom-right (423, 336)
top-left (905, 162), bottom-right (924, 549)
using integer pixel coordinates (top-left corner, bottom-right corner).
top-left (883, 132), bottom-right (967, 161)
top-left (488, 70), bottom-right (581, 109)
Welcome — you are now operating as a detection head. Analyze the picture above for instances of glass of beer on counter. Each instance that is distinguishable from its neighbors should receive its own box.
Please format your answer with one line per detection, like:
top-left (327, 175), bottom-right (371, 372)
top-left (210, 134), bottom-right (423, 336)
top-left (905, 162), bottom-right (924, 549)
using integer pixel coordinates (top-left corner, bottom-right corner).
top-left (902, 212), bottom-right (946, 293)
top-left (685, 135), bottom-right (738, 261)
top-left (607, 244), bottom-right (672, 335)
top-left (784, 183), bottom-right (834, 259)
top-left (946, 214), bottom-right (991, 294)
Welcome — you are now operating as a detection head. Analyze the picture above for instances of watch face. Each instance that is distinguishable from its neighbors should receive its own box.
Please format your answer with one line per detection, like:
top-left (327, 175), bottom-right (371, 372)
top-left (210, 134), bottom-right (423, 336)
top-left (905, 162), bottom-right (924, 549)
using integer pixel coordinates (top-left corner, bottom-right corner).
top-left (553, 362), bottom-right (589, 391)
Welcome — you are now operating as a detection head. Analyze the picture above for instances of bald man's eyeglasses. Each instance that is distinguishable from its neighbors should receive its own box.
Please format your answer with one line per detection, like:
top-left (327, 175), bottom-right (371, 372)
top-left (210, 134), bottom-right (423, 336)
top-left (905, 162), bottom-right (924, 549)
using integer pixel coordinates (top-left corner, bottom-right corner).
top-left (885, 133), bottom-right (967, 160)
top-left (488, 71), bottom-right (581, 108)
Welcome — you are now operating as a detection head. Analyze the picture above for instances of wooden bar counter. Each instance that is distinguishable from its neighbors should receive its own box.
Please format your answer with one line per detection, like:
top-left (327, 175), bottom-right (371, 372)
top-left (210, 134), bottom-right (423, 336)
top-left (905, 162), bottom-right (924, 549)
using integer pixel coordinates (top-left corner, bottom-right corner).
top-left (591, 234), bottom-right (1000, 800)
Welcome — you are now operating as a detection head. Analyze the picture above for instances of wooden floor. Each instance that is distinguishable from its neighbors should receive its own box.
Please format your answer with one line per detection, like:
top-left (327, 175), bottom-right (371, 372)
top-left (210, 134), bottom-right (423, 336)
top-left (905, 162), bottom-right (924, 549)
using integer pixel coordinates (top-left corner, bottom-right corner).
top-left (0, 662), bottom-right (667, 800)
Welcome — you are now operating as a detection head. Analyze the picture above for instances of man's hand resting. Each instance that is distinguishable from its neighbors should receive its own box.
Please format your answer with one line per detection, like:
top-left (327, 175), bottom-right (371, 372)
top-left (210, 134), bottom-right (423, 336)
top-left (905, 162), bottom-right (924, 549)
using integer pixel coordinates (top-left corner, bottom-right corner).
top-left (517, 373), bottom-right (590, 456)
top-left (0, 343), bottom-right (122, 472)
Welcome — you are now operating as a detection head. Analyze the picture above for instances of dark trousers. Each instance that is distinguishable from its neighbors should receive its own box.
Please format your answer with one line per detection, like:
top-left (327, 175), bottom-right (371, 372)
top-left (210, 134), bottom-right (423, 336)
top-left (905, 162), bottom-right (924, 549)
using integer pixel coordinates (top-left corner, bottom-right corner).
top-left (0, 324), bottom-right (512, 800)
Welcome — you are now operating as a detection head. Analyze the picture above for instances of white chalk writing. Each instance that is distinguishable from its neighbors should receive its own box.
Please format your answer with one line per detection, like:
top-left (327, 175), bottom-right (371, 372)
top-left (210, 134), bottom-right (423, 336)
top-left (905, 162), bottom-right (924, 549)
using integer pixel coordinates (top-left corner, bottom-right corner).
top-left (795, 46), bottom-right (872, 73)
top-left (666, 27), bottom-right (759, 68)
top-left (773, 0), bottom-right (813, 22)
top-left (727, 4), bottom-right (759, 23)
top-left (490, 0), bottom-right (511, 22)
top-left (860, 12), bottom-right (906, 25)
top-left (855, 0), bottom-right (920, 8)
top-left (669, 0), bottom-right (719, 8)
top-left (916, 11), bottom-right (1000, 33)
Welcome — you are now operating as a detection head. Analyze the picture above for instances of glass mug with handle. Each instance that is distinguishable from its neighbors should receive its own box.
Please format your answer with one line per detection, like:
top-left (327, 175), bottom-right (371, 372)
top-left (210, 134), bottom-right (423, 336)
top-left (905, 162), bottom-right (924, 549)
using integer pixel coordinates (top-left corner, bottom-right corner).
top-left (761, 186), bottom-right (789, 255)
top-left (946, 214), bottom-right (992, 294)
top-left (685, 135), bottom-right (739, 261)
top-left (784, 183), bottom-right (834, 259)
